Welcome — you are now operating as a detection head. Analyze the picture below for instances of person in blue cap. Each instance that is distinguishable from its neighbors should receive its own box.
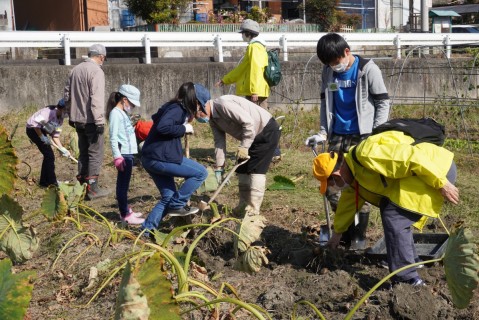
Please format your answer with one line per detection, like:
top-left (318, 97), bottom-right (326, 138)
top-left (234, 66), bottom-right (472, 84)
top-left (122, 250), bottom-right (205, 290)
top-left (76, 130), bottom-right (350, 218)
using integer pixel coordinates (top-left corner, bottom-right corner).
top-left (26, 99), bottom-right (70, 187)
top-left (194, 92), bottom-right (281, 217)
top-left (140, 82), bottom-right (208, 234)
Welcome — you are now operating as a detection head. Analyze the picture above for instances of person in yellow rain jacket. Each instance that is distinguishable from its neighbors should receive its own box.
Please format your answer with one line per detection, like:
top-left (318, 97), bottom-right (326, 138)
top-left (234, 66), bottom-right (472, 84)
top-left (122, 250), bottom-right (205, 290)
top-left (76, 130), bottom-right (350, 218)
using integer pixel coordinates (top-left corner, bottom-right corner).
top-left (215, 19), bottom-right (269, 109)
top-left (312, 130), bottom-right (459, 286)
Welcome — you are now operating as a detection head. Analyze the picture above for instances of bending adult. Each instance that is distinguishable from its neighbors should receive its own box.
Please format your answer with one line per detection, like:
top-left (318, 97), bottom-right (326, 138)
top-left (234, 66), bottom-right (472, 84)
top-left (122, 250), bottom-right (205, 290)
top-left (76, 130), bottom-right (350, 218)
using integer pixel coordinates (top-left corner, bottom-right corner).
top-left (26, 99), bottom-right (70, 187)
top-left (141, 82), bottom-right (208, 233)
top-left (312, 130), bottom-right (459, 286)
top-left (195, 94), bottom-right (281, 216)
top-left (64, 43), bottom-right (109, 200)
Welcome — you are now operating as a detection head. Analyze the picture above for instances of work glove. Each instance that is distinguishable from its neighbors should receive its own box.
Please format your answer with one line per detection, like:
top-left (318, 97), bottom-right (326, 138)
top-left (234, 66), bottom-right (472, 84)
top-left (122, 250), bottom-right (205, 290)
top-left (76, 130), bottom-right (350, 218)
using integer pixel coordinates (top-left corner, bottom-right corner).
top-left (58, 147), bottom-right (71, 158)
top-left (40, 135), bottom-right (51, 145)
top-left (114, 157), bottom-right (125, 172)
top-left (96, 124), bottom-right (105, 135)
top-left (43, 121), bottom-right (57, 134)
top-left (236, 146), bottom-right (249, 162)
top-left (183, 123), bottom-right (194, 134)
top-left (68, 120), bottom-right (75, 128)
top-left (305, 133), bottom-right (327, 146)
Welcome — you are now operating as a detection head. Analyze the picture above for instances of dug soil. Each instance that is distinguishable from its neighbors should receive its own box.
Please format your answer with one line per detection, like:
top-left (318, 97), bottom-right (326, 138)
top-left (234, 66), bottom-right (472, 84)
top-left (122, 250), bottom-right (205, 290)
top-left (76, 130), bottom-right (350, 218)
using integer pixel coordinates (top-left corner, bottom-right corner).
top-left (7, 138), bottom-right (479, 320)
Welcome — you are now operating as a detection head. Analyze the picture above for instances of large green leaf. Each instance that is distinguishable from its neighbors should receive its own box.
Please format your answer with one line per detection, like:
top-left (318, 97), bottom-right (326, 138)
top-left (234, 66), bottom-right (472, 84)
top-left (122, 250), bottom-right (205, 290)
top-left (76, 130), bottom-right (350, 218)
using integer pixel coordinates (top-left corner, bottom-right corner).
top-left (0, 195), bottom-right (39, 263)
top-left (136, 252), bottom-right (180, 319)
top-left (0, 125), bottom-right (18, 195)
top-left (233, 214), bottom-right (267, 255)
top-left (40, 186), bottom-right (68, 221)
top-left (69, 131), bottom-right (79, 158)
top-left (443, 225), bottom-right (479, 309)
top-left (267, 175), bottom-right (295, 190)
top-left (58, 181), bottom-right (86, 210)
top-left (196, 166), bottom-right (218, 194)
top-left (0, 258), bottom-right (36, 320)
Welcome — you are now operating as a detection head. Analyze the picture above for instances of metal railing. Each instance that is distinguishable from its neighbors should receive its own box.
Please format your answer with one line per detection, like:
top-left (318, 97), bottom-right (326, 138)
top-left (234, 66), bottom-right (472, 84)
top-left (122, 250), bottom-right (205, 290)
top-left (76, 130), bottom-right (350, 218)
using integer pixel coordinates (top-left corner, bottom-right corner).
top-left (125, 23), bottom-right (323, 33)
top-left (1, 31), bottom-right (479, 65)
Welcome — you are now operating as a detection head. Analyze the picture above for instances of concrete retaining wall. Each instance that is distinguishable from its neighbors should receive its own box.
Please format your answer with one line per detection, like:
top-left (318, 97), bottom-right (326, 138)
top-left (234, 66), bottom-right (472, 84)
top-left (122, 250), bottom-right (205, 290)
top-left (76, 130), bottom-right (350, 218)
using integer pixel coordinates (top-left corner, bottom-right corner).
top-left (0, 57), bottom-right (476, 116)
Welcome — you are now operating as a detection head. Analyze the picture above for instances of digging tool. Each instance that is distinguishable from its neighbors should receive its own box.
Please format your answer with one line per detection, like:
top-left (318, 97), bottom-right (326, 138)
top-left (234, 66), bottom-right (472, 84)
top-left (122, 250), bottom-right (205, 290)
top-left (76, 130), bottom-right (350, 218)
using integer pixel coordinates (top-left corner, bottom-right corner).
top-left (184, 133), bottom-right (190, 158)
top-left (311, 142), bottom-right (332, 246)
top-left (198, 158), bottom-right (249, 211)
top-left (50, 139), bottom-right (78, 163)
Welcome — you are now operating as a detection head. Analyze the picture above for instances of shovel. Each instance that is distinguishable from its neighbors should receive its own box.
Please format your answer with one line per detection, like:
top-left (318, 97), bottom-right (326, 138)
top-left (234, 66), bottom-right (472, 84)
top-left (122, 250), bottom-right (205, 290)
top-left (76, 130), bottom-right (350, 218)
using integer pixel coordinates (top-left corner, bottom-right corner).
top-left (311, 142), bottom-right (332, 246)
top-left (198, 158), bottom-right (249, 211)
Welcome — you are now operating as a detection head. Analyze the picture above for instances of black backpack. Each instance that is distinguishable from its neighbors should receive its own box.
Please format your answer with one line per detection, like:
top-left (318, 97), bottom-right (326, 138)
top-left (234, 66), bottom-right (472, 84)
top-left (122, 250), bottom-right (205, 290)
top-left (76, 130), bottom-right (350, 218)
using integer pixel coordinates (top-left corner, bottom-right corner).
top-left (371, 117), bottom-right (446, 146)
top-left (264, 48), bottom-right (282, 87)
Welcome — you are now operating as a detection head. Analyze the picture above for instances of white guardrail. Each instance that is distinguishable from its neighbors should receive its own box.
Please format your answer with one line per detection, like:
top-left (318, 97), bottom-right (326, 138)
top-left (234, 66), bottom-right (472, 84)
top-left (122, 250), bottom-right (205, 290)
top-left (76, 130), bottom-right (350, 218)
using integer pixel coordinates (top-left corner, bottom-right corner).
top-left (1, 31), bottom-right (479, 65)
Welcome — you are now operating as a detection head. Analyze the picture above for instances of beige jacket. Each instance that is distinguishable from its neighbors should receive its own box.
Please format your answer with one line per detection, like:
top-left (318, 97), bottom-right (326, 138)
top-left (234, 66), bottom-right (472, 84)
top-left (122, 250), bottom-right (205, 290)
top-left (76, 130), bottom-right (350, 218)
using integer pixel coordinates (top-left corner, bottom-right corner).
top-left (209, 95), bottom-right (272, 166)
top-left (64, 59), bottom-right (105, 125)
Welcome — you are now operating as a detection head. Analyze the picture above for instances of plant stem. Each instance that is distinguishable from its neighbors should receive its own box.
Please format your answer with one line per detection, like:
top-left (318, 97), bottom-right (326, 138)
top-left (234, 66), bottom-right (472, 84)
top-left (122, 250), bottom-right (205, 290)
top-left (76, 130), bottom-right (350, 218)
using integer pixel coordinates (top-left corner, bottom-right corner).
top-left (345, 258), bottom-right (442, 319)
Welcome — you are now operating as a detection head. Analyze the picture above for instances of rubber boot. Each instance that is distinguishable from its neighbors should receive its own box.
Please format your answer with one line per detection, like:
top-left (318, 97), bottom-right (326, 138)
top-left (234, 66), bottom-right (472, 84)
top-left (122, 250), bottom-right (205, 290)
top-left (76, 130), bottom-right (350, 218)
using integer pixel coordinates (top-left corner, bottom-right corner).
top-left (232, 173), bottom-right (250, 217)
top-left (76, 175), bottom-right (86, 185)
top-left (248, 174), bottom-right (266, 215)
top-left (349, 212), bottom-right (370, 250)
top-left (86, 176), bottom-right (111, 200)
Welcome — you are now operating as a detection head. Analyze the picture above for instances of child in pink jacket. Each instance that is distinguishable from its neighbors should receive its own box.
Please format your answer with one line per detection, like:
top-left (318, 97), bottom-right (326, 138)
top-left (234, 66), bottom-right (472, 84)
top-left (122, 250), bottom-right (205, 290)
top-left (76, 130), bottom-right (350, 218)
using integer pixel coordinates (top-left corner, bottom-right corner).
top-left (26, 99), bottom-right (70, 187)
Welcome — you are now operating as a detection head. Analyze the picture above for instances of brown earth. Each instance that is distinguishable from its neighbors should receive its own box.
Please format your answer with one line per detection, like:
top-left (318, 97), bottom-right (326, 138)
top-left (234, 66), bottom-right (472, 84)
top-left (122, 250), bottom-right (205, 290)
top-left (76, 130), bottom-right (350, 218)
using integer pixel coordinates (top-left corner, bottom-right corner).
top-left (5, 132), bottom-right (479, 320)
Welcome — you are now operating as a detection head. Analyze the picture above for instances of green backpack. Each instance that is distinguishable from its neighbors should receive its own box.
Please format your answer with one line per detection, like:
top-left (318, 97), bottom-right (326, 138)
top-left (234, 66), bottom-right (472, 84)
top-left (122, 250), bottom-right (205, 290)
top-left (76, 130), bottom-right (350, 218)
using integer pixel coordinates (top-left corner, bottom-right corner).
top-left (264, 48), bottom-right (282, 87)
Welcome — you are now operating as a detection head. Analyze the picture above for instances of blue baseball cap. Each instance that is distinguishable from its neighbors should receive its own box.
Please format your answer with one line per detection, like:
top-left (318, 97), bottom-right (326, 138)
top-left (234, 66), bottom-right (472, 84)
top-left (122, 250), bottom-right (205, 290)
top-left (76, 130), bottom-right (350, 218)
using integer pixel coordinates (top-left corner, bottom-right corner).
top-left (194, 83), bottom-right (211, 113)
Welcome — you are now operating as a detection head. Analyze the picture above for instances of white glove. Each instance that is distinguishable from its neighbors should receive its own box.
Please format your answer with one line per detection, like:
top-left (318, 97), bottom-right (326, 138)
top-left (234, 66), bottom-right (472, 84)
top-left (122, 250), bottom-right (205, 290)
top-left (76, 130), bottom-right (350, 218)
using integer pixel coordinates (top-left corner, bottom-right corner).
top-left (59, 147), bottom-right (71, 158)
top-left (184, 123), bottom-right (194, 134)
top-left (305, 134), bottom-right (326, 146)
top-left (40, 135), bottom-right (51, 145)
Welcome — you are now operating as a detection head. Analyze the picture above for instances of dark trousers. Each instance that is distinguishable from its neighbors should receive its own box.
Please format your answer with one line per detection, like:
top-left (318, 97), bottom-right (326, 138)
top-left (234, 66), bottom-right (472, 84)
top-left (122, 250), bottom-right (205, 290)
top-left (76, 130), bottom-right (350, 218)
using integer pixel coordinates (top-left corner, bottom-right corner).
top-left (26, 128), bottom-right (57, 187)
top-left (380, 199), bottom-right (422, 282)
top-left (76, 123), bottom-right (105, 177)
top-left (381, 161), bottom-right (457, 282)
top-left (116, 154), bottom-right (134, 217)
top-left (236, 118), bottom-right (281, 175)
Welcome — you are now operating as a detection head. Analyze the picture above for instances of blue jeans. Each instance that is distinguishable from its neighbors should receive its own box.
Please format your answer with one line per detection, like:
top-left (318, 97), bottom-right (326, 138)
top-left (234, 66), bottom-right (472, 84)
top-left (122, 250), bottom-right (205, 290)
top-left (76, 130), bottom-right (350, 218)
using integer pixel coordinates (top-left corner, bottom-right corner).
top-left (141, 156), bottom-right (207, 231)
top-left (116, 154), bottom-right (134, 217)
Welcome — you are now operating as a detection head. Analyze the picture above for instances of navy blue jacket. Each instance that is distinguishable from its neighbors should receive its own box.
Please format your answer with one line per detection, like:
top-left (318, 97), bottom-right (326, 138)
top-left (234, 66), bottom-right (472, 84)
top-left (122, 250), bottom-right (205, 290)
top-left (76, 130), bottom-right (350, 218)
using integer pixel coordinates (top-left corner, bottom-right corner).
top-left (141, 102), bottom-right (188, 164)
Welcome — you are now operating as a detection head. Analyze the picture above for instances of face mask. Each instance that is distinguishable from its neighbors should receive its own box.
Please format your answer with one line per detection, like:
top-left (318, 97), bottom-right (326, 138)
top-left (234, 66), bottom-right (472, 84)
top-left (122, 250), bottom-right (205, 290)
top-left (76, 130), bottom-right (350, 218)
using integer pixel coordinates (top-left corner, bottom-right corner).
top-left (196, 117), bottom-right (209, 124)
top-left (123, 102), bottom-right (131, 114)
top-left (331, 60), bottom-right (349, 73)
top-left (242, 33), bottom-right (251, 43)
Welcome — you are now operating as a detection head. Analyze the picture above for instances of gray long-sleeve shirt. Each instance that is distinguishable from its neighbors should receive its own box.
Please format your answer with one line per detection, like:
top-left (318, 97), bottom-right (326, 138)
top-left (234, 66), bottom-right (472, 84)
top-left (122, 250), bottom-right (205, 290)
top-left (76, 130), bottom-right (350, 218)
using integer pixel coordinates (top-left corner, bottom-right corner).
top-left (209, 95), bottom-right (273, 167)
top-left (64, 59), bottom-right (105, 125)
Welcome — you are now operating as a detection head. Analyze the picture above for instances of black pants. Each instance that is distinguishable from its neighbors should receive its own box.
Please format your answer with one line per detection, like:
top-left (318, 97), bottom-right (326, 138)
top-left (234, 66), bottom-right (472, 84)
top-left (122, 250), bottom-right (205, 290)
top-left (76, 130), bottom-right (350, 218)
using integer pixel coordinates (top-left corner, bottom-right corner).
top-left (236, 117), bottom-right (281, 175)
top-left (75, 123), bottom-right (105, 178)
top-left (26, 128), bottom-right (57, 187)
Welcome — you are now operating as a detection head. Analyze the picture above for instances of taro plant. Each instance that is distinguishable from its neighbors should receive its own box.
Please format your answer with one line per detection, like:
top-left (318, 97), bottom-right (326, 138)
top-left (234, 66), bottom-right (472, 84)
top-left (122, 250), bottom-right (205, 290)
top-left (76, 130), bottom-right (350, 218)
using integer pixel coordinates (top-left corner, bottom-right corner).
top-left (0, 258), bottom-right (36, 319)
top-left (0, 194), bottom-right (39, 264)
top-left (233, 214), bottom-right (269, 273)
top-left (291, 224), bottom-right (479, 319)
top-left (89, 218), bottom-right (272, 319)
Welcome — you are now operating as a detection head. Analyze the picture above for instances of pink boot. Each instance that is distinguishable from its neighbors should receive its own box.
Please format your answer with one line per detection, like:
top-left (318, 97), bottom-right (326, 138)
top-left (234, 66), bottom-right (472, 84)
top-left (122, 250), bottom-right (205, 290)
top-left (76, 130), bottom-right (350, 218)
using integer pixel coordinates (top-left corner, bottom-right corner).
top-left (122, 211), bottom-right (145, 225)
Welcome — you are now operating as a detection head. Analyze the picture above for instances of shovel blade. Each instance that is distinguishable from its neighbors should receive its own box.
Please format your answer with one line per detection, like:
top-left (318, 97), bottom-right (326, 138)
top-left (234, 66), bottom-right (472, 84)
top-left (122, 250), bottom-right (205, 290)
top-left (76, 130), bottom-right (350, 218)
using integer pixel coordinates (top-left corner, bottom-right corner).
top-left (317, 225), bottom-right (330, 246)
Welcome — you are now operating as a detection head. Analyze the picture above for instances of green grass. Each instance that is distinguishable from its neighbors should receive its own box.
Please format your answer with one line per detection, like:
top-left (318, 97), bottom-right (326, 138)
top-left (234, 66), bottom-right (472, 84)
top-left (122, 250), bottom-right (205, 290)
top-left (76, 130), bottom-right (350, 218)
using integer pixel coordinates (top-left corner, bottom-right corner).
top-left (2, 103), bottom-right (478, 231)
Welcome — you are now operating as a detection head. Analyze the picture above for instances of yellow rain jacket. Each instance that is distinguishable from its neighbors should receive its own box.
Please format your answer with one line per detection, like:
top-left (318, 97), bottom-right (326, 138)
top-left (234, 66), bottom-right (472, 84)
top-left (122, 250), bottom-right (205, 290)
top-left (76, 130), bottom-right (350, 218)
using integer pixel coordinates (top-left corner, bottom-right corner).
top-left (334, 130), bottom-right (454, 234)
top-left (222, 40), bottom-right (269, 98)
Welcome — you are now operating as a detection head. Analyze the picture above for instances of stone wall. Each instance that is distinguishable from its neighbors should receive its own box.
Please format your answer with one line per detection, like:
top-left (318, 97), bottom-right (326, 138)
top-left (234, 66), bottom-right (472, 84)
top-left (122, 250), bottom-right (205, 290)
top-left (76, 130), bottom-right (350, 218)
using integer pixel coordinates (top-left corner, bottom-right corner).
top-left (0, 57), bottom-right (476, 116)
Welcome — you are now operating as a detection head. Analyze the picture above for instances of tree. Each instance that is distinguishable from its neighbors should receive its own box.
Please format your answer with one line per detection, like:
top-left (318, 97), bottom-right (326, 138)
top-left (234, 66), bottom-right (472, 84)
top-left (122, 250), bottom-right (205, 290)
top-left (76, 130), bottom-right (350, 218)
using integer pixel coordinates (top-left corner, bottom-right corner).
top-left (126, 0), bottom-right (190, 24)
top-left (301, 0), bottom-right (362, 31)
